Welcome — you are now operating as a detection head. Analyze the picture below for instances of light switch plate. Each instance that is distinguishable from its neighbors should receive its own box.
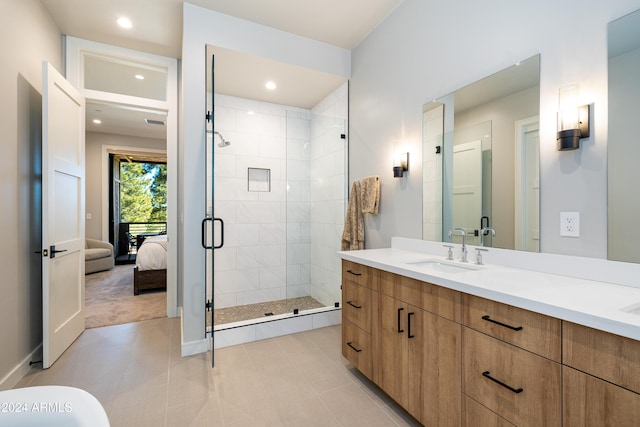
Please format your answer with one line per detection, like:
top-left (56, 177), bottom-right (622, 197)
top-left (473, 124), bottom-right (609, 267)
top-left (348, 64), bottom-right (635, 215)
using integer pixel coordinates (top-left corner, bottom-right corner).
top-left (560, 212), bottom-right (580, 237)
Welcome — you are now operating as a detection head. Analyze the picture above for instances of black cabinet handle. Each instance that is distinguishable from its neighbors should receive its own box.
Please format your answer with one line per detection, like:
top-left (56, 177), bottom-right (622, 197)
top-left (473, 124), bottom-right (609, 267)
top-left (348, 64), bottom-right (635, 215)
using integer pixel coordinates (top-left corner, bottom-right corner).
top-left (397, 307), bottom-right (405, 333)
top-left (482, 315), bottom-right (523, 331)
top-left (346, 269), bottom-right (362, 276)
top-left (347, 342), bottom-right (362, 353)
top-left (408, 312), bottom-right (415, 338)
top-left (346, 301), bottom-right (362, 309)
top-left (482, 371), bottom-right (523, 394)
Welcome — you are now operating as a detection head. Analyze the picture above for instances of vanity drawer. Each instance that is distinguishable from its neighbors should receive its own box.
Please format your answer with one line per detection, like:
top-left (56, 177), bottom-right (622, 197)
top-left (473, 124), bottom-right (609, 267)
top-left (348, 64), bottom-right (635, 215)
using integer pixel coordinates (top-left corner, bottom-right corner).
top-left (342, 280), bottom-right (371, 333)
top-left (342, 260), bottom-right (377, 290)
top-left (342, 319), bottom-right (372, 379)
top-left (462, 294), bottom-right (561, 361)
top-left (379, 269), bottom-right (461, 322)
top-left (462, 395), bottom-right (515, 427)
top-left (462, 327), bottom-right (561, 427)
top-left (563, 321), bottom-right (640, 394)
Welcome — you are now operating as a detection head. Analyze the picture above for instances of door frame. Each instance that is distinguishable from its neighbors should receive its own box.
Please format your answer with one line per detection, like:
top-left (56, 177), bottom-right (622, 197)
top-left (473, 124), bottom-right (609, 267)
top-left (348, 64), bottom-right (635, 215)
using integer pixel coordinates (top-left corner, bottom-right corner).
top-left (65, 37), bottom-right (178, 318)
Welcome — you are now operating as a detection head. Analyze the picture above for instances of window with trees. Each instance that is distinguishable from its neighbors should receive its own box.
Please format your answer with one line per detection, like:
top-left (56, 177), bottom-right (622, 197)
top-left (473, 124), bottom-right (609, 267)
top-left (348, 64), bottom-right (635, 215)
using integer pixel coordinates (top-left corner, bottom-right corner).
top-left (120, 161), bottom-right (167, 225)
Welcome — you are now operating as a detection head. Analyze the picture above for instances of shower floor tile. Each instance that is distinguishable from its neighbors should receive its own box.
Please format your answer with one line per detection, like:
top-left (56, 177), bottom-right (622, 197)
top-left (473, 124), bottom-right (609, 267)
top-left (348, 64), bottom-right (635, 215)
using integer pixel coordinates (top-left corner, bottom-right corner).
top-left (213, 296), bottom-right (326, 326)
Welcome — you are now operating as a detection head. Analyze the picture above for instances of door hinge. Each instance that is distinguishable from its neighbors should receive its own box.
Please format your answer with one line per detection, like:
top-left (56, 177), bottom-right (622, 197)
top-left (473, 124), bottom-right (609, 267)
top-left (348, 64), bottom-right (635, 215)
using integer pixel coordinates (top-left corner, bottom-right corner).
top-left (206, 110), bottom-right (213, 123)
top-left (205, 299), bottom-right (212, 312)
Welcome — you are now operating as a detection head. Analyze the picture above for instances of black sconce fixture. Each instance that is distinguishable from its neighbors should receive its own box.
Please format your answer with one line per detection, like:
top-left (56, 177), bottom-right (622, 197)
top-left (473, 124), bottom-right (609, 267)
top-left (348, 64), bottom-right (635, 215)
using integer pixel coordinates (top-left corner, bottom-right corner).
top-left (393, 152), bottom-right (409, 178)
top-left (557, 85), bottom-right (590, 151)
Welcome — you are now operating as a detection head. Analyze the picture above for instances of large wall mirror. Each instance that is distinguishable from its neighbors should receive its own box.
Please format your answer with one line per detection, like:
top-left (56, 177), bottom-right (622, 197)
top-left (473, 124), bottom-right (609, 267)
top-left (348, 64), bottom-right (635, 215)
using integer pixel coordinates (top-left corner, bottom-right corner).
top-left (608, 8), bottom-right (640, 263)
top-left (423, 55), bottom-right (540, 251)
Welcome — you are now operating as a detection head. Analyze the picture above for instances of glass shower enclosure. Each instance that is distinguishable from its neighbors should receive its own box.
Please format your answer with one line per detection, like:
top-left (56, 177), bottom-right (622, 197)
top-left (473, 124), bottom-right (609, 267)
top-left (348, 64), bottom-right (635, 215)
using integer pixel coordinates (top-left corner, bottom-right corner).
top-left (204, 52), bottom-right (348, 352)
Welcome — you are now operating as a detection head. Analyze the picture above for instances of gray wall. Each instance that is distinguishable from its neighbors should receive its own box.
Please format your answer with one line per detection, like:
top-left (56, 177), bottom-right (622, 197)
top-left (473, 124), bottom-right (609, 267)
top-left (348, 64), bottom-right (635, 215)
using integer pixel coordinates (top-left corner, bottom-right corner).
top-left (85, 132), bottom-right (166, 240)
top-left (350, 0), bottom-right (640, 258)
top-left (0, 0), bottom-right (62, 389)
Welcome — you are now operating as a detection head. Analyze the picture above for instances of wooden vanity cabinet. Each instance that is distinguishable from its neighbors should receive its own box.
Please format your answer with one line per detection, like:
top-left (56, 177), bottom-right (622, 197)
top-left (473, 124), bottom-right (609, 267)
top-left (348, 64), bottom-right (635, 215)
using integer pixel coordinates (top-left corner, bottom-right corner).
top-left (562, 322), bottom-right (640, 426)
top-left (341, 260), bottom-right (377, 380)
top-left (376, 270), bottom-right (461, 426)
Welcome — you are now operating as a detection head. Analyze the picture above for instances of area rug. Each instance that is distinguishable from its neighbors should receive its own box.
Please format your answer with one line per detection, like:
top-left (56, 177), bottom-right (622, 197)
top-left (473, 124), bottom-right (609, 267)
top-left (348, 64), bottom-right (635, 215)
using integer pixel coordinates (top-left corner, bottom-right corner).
top-left (85, 264), bottom-right (166, 328)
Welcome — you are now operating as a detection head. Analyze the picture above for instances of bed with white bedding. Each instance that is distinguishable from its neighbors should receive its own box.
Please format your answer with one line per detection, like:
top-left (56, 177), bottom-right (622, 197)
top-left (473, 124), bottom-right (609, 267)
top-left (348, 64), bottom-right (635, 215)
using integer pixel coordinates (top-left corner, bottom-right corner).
top-left (134, 234), bottom-right (167, 295)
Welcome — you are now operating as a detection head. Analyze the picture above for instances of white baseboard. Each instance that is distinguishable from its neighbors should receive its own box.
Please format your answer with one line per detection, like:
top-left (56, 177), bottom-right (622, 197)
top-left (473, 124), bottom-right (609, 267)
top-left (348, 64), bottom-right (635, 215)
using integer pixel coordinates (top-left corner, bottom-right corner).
top-left (179, 308), bottom-right (209, 357)
top-left (0, 345), bottom-right (42, 391)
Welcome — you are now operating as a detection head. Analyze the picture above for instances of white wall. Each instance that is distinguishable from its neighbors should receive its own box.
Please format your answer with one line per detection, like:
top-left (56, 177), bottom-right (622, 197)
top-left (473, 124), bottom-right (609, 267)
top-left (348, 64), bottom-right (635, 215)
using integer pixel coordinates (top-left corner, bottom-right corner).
top-left (349, 0), bottom-right (640, 258)
top-left (85, 132), bottom-right (166, 240)
top-left (181, 3), bottom-right (350, 351)
top-left (0, 0), bottom-right (61, 389)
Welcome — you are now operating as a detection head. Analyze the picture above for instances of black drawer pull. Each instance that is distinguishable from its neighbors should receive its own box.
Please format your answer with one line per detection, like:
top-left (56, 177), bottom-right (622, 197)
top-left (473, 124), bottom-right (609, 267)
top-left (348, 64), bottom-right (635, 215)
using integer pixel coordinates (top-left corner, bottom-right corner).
top-left (482, 371), bottom-right (523, 394)
top-left (347, 342), bottom-right (362, 353)
top-left (397, 307), bottom-right (405, 333)
top-left (346, 269), bottom-right (362, 277)
top-left (408, 312), bottom-right (415, 338)
top-left (482, 315), bottom-right (523, 331)
top-left (346, 301), bottom-right (362, 309)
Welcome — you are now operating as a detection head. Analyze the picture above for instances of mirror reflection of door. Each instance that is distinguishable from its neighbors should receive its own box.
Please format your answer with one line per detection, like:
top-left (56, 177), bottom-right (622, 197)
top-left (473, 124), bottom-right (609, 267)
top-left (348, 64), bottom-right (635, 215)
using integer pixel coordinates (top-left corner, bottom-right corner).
top-left (452, 140), bottom-right (482, 246)
top-left (515, 116), bottom-right (540, 252)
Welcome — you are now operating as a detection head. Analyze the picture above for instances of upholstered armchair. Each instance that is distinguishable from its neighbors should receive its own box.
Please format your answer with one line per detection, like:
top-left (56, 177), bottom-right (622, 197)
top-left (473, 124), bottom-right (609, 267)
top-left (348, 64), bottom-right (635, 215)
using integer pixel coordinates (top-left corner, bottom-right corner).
top-left (85, 238), bottom-right (114, 274)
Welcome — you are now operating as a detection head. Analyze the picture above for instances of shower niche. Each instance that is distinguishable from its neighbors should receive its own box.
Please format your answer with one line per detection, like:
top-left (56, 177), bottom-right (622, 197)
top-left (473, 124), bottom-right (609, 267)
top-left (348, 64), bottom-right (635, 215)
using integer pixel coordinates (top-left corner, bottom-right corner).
top-left (247, 168), bottom-right (271, 192)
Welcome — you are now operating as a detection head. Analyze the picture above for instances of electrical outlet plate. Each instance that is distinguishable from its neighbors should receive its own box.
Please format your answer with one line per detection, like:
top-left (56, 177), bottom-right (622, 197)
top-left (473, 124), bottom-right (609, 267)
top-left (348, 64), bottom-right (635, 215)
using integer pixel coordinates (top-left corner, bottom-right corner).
top-left (560, 212), bottom-right (580, 237)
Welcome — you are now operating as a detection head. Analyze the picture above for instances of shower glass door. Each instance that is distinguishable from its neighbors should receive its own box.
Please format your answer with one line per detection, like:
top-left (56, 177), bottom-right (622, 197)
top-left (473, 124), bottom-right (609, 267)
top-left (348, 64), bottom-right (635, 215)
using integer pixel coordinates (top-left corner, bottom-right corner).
top-left (205, 44), bottom-right (347, 333)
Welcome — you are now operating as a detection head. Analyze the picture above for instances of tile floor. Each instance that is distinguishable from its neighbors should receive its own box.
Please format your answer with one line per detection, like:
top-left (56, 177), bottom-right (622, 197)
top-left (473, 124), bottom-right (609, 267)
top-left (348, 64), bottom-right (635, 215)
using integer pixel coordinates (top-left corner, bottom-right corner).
top-left (14, 318), bottom-right (421, 426)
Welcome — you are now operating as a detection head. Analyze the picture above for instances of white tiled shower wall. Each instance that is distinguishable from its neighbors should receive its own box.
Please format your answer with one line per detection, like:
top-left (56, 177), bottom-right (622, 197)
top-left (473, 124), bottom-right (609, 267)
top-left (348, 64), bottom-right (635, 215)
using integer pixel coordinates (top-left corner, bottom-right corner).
top-left (209, 82), bottom-right (347, 311)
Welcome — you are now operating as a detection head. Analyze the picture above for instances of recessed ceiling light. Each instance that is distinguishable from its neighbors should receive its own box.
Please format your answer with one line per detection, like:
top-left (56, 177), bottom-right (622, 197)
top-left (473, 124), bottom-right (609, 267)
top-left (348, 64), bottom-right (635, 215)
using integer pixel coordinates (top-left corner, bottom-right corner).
top-left (247, 110), bottom-right (255, 115)
top-left (135, 74), bottom-right (145, 80)
top-left (93, 119), bottom-right (102, 124)
top-left (265, 81), bottom-right (277, 90)
top-left (117, 17), bottom-right (132, 29)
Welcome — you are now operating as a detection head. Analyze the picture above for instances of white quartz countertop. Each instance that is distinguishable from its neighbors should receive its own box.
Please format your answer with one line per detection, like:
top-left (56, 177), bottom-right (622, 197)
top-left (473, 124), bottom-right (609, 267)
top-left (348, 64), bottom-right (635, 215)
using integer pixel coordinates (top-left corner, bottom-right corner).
top-left (338, 247), bottom-right (640, 341)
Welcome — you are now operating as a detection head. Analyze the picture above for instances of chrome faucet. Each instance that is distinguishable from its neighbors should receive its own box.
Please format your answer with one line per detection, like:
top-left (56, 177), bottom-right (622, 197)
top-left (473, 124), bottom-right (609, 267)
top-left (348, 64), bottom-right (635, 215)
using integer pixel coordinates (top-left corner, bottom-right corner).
top-left (480, 227), bottom-right (496, 247)
top-left (448, 227), bottom-right (468, 262)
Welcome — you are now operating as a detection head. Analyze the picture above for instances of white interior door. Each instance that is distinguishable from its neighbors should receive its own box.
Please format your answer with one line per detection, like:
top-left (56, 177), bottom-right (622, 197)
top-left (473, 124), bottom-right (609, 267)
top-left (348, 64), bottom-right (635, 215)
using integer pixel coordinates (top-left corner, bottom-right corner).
top-left (452, 140), bottom-right (482, 245)
top-left (42, 62), bottom-right (86, 369)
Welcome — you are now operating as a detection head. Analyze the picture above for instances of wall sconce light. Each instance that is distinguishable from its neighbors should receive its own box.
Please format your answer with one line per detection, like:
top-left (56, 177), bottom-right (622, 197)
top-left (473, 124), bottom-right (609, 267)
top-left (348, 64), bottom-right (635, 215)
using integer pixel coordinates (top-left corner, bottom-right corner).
top-left (557, 84), bottom-right (590, 151)
top-left (393, 152), bottom-right (409, 178)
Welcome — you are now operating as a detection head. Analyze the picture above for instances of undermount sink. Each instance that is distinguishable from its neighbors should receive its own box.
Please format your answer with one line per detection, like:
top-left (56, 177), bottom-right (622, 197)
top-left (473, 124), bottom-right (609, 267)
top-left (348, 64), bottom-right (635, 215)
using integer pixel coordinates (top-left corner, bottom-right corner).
top-left (621, 303), bottom-right (640, 316)
top-left (406, 259), bottom-right (480, 274)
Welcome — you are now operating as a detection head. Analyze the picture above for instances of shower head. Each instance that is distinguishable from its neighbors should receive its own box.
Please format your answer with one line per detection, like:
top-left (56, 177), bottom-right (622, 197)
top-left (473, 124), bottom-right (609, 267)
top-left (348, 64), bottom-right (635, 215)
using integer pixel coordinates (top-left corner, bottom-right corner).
top-left (213, 130), bottom-right (231, 147)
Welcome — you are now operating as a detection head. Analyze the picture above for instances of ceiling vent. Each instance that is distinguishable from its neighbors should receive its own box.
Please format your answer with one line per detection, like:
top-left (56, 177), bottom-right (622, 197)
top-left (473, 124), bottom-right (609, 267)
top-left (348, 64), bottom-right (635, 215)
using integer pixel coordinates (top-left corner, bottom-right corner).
top-left (145, 118), bottom-right (166, 126)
